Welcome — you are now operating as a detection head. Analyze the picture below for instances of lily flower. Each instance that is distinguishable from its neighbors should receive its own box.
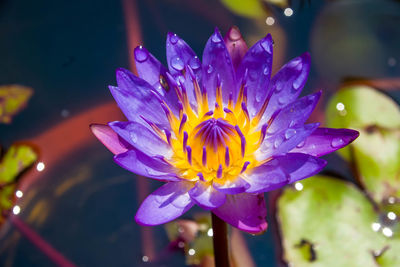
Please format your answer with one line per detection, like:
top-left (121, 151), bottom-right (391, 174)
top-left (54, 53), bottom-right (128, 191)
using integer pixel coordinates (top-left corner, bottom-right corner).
top-left (91, 27), bottom-right (359, 234)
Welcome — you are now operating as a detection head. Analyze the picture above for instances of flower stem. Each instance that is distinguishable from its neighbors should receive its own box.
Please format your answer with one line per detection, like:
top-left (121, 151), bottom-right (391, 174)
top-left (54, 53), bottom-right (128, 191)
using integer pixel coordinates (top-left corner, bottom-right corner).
top-left (211, 212), bottom-right (230, 267)
top-left (10, 215), bottom-right (77, 267)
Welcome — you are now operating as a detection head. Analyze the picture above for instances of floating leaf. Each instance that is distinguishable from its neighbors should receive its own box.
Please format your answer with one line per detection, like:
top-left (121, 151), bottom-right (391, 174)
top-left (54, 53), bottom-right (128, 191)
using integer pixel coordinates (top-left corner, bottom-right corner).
top-left (220, 0), bottom-right (265, 18)
top-left (0, 144), bottom-right (37, 225)
top-left (278, 175), bottom-right (400, 266)
top-left (326, 86), bottom-right (400, 204)
top-left (0, 85), bottom-right (33, 124)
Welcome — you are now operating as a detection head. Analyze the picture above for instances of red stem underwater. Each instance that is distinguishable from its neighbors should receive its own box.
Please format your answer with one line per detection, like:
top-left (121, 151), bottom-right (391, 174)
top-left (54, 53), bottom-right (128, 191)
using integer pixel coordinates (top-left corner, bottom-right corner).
top-left (10, 216), bottom-right (77, 267)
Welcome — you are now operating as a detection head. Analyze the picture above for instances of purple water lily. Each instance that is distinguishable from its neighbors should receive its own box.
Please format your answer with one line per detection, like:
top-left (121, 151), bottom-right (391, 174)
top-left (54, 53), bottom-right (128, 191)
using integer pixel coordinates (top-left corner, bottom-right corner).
top-left (91, 27), bottom-right (358, 234)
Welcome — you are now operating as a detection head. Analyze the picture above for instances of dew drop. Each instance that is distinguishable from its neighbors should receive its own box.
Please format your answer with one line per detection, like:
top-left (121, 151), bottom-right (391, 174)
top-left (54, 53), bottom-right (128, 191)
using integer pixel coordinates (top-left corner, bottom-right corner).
top-left (255, 90), bottom-right (263, 102)
top-left (288, 57), bottom-right (302, 68)
top-left (296, 140), bottom-right (305, 148)
top-left (130, 132), bottom-right (138, 143)
top-left (284, 129), bottom-right (296, 140)
top-left (260, 38), bottom-right (272, 54)
top-left (292, 78), bottom-right (302, 90)
top-left (274, 136), bottom-right (283, 148)
top-left (228, 27), bottom-right (241, 41)
top-left (331, 137), bottom-right (344, 148)
top-left (274, 83), bottom-right (283, 93)
top-left (211, 33), bottom-right (222, 43)
top-left (207, 64), bottom-right (213, 74)
top-left (263, 65), bottom-right (269, 76)
top-left (189, 56), bottom-right (201, 70)
top-left (134, 46), bottom-right (148, 63)
top-left (170, 33), bottom-right (179, 44)
top-left (171, 56), bottom-right (185, 71)
top-left (278, 96), bottom-right (286, 104)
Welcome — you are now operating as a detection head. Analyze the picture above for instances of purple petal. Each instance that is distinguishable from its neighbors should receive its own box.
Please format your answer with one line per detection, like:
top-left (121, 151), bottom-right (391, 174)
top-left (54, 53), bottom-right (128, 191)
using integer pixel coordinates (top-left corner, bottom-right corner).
top-left (202, 28), bottom-right (236, 107)
top-left (188, 181), bottom-right (226, 210)
top-left (134, 46), bottom-right (181, 115)
top-left (212, 193), bottom-right (267, 234)
top-left (111, 68), bottom-right (169, 129)
top-left (90, 124), bottom-right (131, 155)
top-left (135, 181), bottom-right (195, 226)
top-left (291, 128), bottom-right (359, 156)
top-left (114, 149), bottom-right (179, 182)
top-left (236, 34), bottom-right (273, 116)
top-left (109, 121), bottom-right (173, 159)
top-left (213, 177), bottom-right (250, 194)
top-left (223, 26), bottom-right (248, 70)
top-left (276, 153), bottom-right (327, 183)
top-left (244, 153), bottom-right (327, 193)
top-left (255, 123), bottom-right (319, 161)
top-left (265, 91), bottom-right (321, 135)
top-left (262, 53), bottom-right (311, 120)
top-left (166, 32), bottom-right (201, 107)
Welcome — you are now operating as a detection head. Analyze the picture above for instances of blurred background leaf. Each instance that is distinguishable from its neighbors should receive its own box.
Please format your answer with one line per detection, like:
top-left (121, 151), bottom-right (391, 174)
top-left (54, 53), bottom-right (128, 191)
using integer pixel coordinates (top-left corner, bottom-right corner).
top-left (326, 86), bottom-right (400, 204)
top-left (0, 85), bottom-right (33, 124)
top-left (0, 144), bottom-right (37, 225)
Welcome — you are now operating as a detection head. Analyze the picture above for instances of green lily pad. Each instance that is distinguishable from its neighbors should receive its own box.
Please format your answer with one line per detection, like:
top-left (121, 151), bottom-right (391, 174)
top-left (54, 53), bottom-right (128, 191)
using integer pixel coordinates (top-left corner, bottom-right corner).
top-left (220, 0), bottom-right (265, 18)
top-left (326, 86), bottom-right (400, 204)
top-left (278, 175), bottom-right (400, 266)
top-left (0, 144), bottom-right (37, 225)
top-left (0, 85), bottom-right (33, 124)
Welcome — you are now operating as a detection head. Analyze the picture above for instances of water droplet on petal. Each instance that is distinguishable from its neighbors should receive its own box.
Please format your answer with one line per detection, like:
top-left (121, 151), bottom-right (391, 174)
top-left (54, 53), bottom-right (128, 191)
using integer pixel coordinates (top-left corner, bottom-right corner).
top-left (171, 56), bottom-right (184, 71)
top-left (130, 132), bottom-right (138, 143)
top-left (288, 57), bottom-right (302, 68)
top-left (260, 38), bottom-right (272, 54)
top-left (274, 136), bottom-right (283, 148)
top-left (331, 137), bottom-right (344, 148)
top-left (255, 90), bottom-right (263, 102)
top-left (296, 140), bottom-right (305, 148)
top-left (278, 96), bottom-right (286, 104)
top-left (207, 64), bottom-right (213, 74)
top-left (189, 56), bottom-right (201, 70)
top-left (248, 70), bottom-right (258, 81)
top-left (211, 33), bottom-right (222, 43)
top-left (274, 83), bottom-right (283, 93)
top-left (134, 46), bottom-right (148, 63)
top-left (289, 120), bottom-right (296, 128)
top-left (292, 73), bottom-right (305, 90)
top-left (170, 33), bottom-right (179, 44)
top-left (285, 129), bottom-right (296, 139)
top-left (228, 27), bottom-right (241, 41)
top-left (263, 66), bottom-right (269, 76)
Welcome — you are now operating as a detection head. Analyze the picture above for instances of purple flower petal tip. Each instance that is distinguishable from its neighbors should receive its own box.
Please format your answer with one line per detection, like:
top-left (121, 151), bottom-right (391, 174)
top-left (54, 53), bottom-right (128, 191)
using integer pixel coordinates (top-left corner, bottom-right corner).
top-left (224, 26), bottom-right (248, 69)
top-left (90, 124), bottom-right (130, 155)
top-left (292, 128), bottom-right (360, 157)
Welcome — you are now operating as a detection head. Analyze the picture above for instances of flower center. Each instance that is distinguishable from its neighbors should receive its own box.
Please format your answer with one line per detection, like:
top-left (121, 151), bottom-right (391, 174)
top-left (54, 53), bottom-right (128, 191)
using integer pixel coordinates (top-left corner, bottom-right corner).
top-left (152, 72), bottom-right (267, 183)
top-left (190, 118), bottom-right (239, 171)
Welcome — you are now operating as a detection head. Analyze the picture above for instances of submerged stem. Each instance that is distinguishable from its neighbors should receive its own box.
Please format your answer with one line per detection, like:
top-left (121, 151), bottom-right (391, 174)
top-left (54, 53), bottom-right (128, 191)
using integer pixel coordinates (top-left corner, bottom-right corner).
top-left (10, 216), bottom-right (77, 267)
top-left (211, 212), bottom-right (230, 267)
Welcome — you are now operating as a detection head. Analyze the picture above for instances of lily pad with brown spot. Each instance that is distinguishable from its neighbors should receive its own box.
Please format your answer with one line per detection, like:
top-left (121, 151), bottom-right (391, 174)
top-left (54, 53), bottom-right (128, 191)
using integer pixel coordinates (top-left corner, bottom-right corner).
top-left (278, 175), bottom-right (400, 267)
